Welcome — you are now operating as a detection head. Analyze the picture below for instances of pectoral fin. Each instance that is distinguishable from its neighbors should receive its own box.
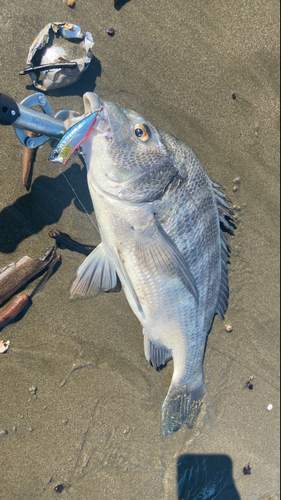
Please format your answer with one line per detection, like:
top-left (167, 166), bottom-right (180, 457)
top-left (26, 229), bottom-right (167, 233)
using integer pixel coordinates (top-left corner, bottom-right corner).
top-left (114, 249), bottom-right (144, 315)
top-left (70, 243), bottom-right (117, 296)
top-left (134, 216), bottom-right (199, 303)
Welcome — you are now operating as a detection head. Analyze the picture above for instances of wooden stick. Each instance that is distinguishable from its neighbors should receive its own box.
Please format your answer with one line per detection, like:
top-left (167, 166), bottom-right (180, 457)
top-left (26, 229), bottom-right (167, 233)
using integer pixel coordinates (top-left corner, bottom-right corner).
top-left (0, 246), bottom-right (56, 307)
top-left (0, 294), bottom-right (31, 329)
top-left (0, 248), bottom-right (60, 330)
top-left (22, 131), bottom-right (38, 191)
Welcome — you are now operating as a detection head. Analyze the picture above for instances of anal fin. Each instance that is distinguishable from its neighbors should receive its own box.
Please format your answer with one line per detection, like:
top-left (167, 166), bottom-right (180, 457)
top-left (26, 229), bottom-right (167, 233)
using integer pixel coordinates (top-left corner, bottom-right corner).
top-left (143, 331), bottom-right (172, 369)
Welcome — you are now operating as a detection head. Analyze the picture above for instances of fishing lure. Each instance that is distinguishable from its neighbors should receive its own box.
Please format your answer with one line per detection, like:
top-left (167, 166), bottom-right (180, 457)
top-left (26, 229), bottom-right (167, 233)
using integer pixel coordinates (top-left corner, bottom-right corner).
top-left (49, 109), bottom-right (101, 165)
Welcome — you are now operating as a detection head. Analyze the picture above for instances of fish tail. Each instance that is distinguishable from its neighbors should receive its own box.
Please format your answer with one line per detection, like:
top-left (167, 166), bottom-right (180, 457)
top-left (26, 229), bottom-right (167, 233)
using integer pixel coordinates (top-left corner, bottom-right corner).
top-left (161, 381), bottom-right (205, 437)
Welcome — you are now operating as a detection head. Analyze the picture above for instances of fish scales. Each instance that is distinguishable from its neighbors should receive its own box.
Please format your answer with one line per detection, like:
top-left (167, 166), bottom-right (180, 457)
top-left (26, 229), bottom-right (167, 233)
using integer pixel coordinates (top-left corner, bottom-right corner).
top-left (63, 92), bottom-right (232, 436)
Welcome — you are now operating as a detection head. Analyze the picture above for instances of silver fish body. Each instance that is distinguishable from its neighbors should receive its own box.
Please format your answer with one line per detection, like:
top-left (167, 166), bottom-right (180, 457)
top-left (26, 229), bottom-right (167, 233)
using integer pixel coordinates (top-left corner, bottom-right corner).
top-left (70, 92), bottom-right (232, 436)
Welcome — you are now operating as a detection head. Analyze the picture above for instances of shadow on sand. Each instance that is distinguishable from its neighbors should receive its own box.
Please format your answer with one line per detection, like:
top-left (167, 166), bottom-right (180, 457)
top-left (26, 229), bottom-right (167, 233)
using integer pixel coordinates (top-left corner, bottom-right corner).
top-left (0, 162), bottom-right (94, 254)
top-left (177, 454), bottom-right (240, 500)
top-left (114, 0), bottom-right (132, 11)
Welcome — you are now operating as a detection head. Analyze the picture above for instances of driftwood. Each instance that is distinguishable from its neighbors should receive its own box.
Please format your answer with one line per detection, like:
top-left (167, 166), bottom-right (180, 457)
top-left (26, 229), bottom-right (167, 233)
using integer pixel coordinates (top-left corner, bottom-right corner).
top-left (0, 246), bottom-right (56, 308)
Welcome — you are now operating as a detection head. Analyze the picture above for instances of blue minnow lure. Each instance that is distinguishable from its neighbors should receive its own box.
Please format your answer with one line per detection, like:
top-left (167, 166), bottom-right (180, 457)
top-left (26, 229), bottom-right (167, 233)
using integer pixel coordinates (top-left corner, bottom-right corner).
top-left (49, 109), bottom-right (101, 165)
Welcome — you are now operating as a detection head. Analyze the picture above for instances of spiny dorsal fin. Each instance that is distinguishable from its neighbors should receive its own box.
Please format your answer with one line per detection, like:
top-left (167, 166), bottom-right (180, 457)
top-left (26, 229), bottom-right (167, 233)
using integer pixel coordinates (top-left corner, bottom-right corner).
top-left (211, 179), bottom-right (232, 319)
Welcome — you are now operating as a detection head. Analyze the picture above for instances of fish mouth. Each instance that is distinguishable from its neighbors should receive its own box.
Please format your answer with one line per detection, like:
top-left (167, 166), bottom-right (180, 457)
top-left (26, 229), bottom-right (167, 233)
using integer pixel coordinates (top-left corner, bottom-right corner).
top-left (83, 92), bottom-right (111, 136)
top-left (83, 92), bottom-right (101, 115)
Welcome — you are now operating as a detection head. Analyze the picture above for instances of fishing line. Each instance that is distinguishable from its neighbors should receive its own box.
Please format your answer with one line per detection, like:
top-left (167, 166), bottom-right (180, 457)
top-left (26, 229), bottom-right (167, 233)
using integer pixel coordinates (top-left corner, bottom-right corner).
top-left (208, 340), bottom-right (279, 391)
top-left (54, 163), bottom-right (100, 233)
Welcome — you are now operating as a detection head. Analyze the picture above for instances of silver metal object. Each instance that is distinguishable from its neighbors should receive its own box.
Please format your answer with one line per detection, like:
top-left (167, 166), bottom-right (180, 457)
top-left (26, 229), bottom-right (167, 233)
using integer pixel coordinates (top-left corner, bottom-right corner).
top-left (38, 95), bottom-right (46, 105)
top-left (14, 93), bottom-right (66, 148)
top-left (26, 139), bottom-right (36, 148)
top-left (21, 22), bottom-right (94, 91)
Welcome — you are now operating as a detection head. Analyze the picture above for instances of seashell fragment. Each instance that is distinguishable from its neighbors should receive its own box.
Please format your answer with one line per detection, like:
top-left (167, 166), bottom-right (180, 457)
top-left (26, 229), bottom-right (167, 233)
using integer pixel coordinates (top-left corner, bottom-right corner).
top-left (0, 340), bottom-right (10, 353)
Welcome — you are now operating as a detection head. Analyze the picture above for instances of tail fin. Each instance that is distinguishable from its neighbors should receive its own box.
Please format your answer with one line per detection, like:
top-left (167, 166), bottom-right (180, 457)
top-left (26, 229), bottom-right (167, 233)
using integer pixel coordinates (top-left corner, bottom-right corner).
top-left (161, 382), bottom-right (205, 437)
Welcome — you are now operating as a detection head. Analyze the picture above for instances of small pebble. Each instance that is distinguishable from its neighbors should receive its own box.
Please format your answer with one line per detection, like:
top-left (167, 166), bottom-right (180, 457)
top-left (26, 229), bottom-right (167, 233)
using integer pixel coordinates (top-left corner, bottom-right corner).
top-left (29, 386), bottom-right (37, 395)
top-left (63, 419), bottom-right (68, 426)
top-left (244, 375), bottom-right (254, 390)
top-left (194, 429), bottom-right (200, 436)
top-left (0, 340), bottom-right (10, 354)
top-left (67, 0), bottom-right (75, 7)
top-left (12, 426), bottom-right (17, 433)
top-left (235, 243), bottom-right (242, 256)
top-left (225, 324), bottom-right (232, 332)
top-left (54, 484), bottom-right (65, 493)
top-left (107, 28), bottom-right (115, 36)
top-left (267, 404), bottom-right (273, 411)
top-left (233, 177), bottom-right (241, 184)
top-left (28, 427), bottom-right (34, 432)
top-left (243, 463), bottom-right (251, 475)
top-left (233, 186), bottom-right (239, 192)
top-left (0, 429), bottom-right (8, 437)
top-left (231, 93), bottom-right (237, 100)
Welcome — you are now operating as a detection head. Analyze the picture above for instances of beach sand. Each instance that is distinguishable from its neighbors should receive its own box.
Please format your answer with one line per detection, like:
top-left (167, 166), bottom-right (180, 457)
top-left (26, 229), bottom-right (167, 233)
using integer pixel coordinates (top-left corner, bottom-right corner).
top-left (0, 0), bottom-right (279, 498)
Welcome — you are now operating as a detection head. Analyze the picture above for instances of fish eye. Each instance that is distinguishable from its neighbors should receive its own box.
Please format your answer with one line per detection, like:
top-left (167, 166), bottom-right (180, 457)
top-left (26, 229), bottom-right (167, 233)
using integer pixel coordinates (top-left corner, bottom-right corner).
top-left (133, 124), bottom-right (150, 142)
top-left (52, 151), bottom-right (59, 158)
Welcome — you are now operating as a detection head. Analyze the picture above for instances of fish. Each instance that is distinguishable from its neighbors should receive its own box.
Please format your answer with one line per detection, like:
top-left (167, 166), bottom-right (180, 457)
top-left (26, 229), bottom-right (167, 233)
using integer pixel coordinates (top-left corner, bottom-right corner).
top-left (66, 92), bottom-right (233, 436)
top-left (49, 110), bottom-right (101, 166)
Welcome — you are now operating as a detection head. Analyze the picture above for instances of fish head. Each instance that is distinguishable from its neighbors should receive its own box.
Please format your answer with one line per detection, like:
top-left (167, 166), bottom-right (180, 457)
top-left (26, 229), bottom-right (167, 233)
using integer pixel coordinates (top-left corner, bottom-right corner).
top-left (81, 92), bottom-right (179, 203)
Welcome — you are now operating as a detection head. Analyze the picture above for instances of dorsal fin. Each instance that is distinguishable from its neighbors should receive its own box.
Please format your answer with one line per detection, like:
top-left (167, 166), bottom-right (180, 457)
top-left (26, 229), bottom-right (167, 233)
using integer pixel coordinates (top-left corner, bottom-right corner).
top-left (211, 179), bottom-right (233, 319)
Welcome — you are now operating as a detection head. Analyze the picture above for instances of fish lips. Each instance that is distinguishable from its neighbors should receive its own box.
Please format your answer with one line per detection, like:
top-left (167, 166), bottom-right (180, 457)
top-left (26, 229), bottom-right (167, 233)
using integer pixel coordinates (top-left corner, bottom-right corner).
top-left (83, 92), bottom-right (102, 116)
top-left (83, 92), bottom-right (138, 148)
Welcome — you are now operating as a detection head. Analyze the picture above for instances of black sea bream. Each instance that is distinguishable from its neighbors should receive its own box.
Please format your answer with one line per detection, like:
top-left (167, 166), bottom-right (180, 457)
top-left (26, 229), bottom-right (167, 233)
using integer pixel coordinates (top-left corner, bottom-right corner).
top-left (68, 93), bottom-right (232, 436)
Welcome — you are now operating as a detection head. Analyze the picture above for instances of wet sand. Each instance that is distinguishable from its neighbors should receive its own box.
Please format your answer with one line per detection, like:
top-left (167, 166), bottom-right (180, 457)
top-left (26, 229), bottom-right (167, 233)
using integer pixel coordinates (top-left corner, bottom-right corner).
top-left (0, 1), bottom-right (279, 499)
